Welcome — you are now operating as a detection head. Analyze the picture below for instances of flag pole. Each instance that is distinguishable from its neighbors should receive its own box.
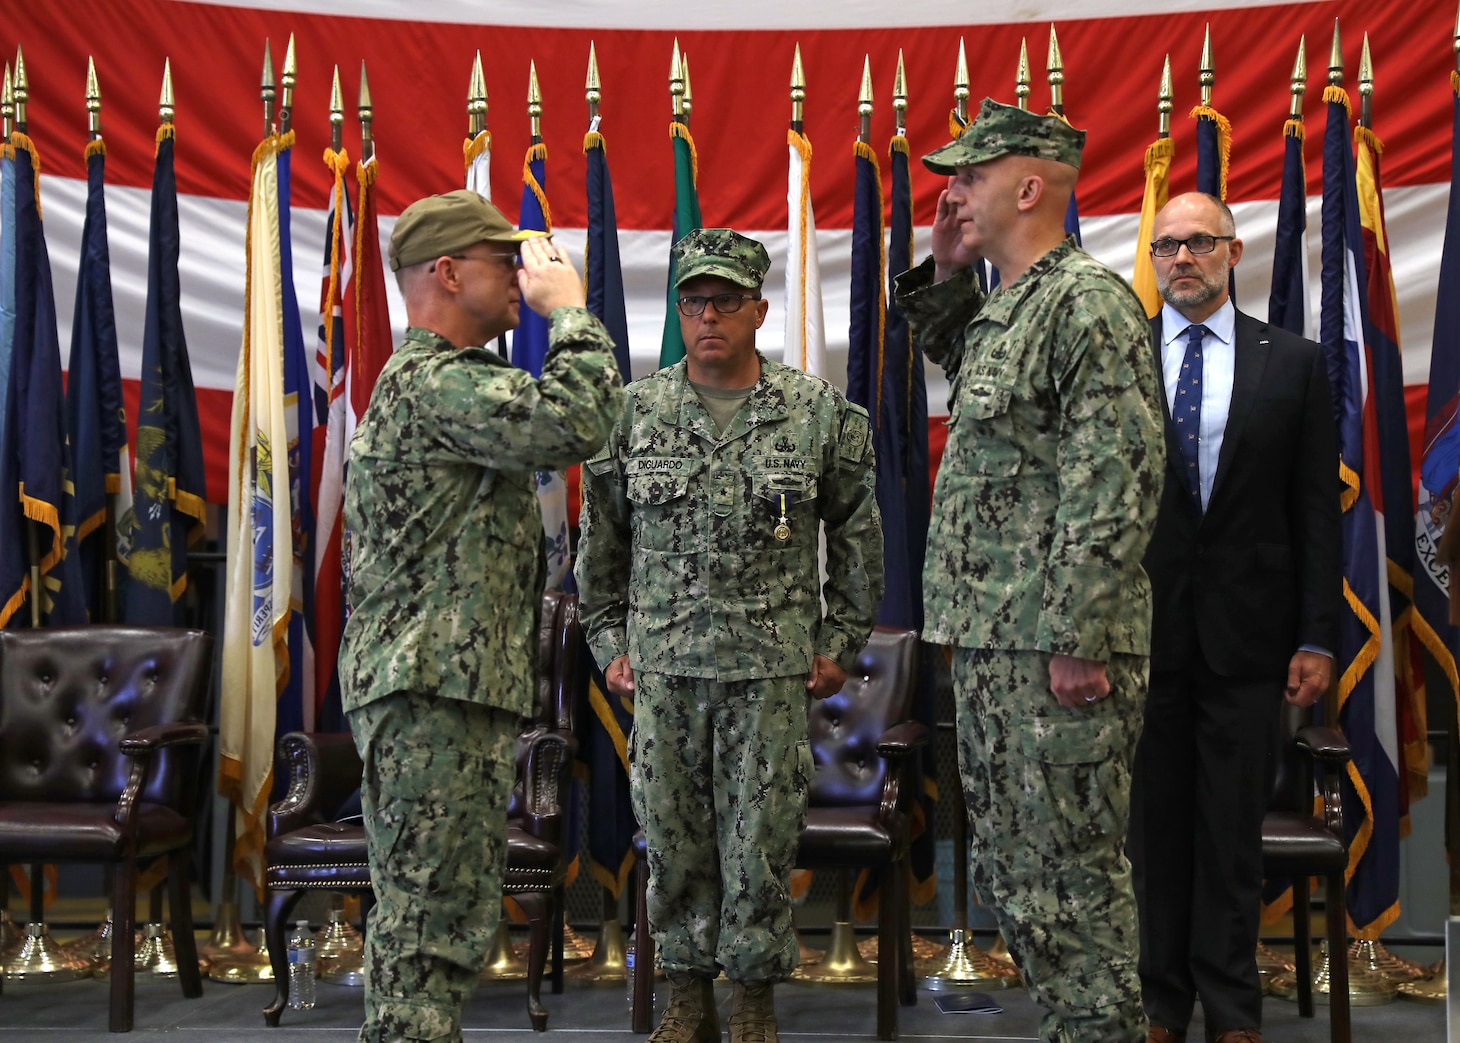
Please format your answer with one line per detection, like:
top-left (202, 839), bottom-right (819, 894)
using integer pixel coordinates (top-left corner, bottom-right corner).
top-left (1015, 39), bottom-right (1030, 111)
top-left (790, 42), bottom-right (804, 134)
top-left (857, 55), bottom-right (872, 145)
top-left (330, 64), bottom-right (344, 154)
top-left (358, 61), bottom-right (373, 164)
top-left (1047, 24), bottom-right (1065, 115)
top-left (279, 34), bottom-right (295, 138)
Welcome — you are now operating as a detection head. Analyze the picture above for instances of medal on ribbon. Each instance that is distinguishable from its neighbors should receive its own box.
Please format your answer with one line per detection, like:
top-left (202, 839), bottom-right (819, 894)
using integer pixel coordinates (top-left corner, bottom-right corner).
top-left (774, 491), bottom-right (792, 543)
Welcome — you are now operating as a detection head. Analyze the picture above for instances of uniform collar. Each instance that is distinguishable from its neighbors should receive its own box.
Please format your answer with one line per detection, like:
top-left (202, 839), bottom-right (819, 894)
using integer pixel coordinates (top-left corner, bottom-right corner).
top-left (666, 352), bottom-right (790, 442)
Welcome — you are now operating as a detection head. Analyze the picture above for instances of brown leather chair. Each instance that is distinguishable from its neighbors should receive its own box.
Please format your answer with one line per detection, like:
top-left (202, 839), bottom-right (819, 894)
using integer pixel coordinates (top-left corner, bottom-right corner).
top-left (0, 625), bottom-right (213, 1032)
top-left (631, 627), bottom-right (925, 1040)
top-left (1261, 701), bottom-right (1351, 1043)
top-left (263, 590), bottom-right (581, 1031)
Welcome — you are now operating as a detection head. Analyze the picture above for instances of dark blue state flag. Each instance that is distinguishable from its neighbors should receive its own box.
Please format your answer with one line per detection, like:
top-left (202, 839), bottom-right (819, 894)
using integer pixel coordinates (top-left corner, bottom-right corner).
top-left (66, 139), bottom-right (130, 621)
top-left (0, 134), bottom-right (85, 626)
top-left (584, 129), bottom-right (631, 382)
top-left (1268, 119), bottom-right (1311, 337)
top-left (1194, 103), bottom-right (1234, 299)
top-left (122, 126), bottom-right (206, 626)
top-left (1319, 84), bottom-right (1400, 939)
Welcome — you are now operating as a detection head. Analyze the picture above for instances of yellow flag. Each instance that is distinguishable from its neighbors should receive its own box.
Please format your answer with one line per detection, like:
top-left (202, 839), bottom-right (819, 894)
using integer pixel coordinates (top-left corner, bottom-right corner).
top-left (1132, 136), bottom-right (1174, 318)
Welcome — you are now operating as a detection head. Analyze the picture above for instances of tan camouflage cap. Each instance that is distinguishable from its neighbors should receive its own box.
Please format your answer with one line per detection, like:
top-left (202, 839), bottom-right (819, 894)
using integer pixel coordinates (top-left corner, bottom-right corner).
top-left (672, 228), bottom-right (772, 289)
top-left (389, 189), bottom-right (535, 271)
top-left (922, 97), bottom-right (1086, 175)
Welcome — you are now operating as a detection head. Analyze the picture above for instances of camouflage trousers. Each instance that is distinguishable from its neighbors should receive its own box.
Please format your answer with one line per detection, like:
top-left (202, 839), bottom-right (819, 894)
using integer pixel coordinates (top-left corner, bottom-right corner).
top-left (951, 648), bottom-right (1148, 1043)
top-left (348, 692), bottom-right (518, 1043)
top-left (629, 672), bottom-right (813, 983)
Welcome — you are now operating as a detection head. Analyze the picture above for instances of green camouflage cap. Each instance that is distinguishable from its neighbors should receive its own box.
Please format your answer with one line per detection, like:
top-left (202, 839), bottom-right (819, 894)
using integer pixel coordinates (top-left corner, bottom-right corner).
top-left (389, 189), bottom-right (538, 271)
top-left (672, 228), bottom-right (772, 289)
top-left (921, 97), bottom-right (1086, 174)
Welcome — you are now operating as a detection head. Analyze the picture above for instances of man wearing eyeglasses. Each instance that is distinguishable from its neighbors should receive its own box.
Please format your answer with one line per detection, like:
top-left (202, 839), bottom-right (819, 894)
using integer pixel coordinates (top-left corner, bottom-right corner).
top-left (340, 189), bottom-right (625, 1043)
top-left (893, 98), bottom-right (1163, 1042)
top-left (576, 227), bottom-right (882, 1043)
top-left (1131, 192), bottom-right (1339, 1043)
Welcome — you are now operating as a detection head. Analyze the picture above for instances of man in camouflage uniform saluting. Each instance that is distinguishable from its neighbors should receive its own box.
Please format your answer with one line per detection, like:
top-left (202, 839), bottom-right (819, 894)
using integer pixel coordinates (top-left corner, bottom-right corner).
top-left (340, 190), bottom-right (624, 1043)
top-left (576, 228), bottom-right (883, 1043)
top-left (893, 99), bottom-right (1165, 1042)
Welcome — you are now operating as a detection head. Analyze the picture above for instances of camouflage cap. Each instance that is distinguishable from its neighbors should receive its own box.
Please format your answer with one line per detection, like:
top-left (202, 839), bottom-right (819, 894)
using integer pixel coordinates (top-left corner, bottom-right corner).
top-left (921, 97), bottom-right (1086, 174)
top-left (672, 228), bottom-right (772, 289)
top-left (389, 189), bottom-right (534, 271)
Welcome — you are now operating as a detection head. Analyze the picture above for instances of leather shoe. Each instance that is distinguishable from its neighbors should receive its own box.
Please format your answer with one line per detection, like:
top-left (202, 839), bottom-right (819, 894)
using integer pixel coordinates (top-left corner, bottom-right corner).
top-left (1148, 1029), bottom-right (1186, 1043)
top-left (1211, 1032), bottom-right (1262, 1043)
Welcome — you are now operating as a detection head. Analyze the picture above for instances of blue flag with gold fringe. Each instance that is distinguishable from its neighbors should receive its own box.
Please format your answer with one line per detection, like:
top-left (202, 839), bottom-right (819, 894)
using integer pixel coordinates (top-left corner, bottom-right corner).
top-left (122, 126), bottom-right (206, 626)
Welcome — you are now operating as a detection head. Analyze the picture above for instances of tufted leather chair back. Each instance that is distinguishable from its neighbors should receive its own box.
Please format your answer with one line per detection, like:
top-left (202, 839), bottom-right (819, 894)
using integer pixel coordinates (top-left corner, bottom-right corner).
top-left (508, 590), bottom-right (580, 818)
top-left (0, 626), bottom-right (212, 808)
top-left (807, 628), bottom-right (919, 808)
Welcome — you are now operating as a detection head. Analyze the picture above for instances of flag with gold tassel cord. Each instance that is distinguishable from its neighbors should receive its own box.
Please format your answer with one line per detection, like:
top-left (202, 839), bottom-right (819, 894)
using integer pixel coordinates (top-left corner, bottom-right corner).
top-left (1132, 135), bottom-right (1174, 318)
top-left (1268, 117), bottom-right (1311, 337)
top-left (1356, 119), bottom-right (1428, 833)
top-left (219, 132), bottom-right (293, 896)
top-left (1192, 100), bottom-right (1233, 298)
top-left (511, 140), bottom-right (571, 589)
top-left (66, 136), bottom-right (131, 622)
top-left (1320, 81), bottom-right (1400, 940)
top-left (345, 153), bottom-right (392, 464)
top-left (311, 145), bottom-right (353, 733)
top-left (786, 128), bottom-right (827, 378)
top-left (465, 128), bottom-right (490, 201)
top-left (659, 121), bottom-right (702, 369)
top-left (121, 124), bottom-right (206, 626)
top-left (0, 131), bottom-right (86, 627)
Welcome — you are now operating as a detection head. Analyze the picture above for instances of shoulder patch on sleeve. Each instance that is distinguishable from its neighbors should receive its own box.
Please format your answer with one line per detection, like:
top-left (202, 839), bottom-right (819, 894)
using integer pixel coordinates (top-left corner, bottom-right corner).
top-left (839, 404), bottom-right (871, 464)
top-left (584, 440), bottom-right (617, 476)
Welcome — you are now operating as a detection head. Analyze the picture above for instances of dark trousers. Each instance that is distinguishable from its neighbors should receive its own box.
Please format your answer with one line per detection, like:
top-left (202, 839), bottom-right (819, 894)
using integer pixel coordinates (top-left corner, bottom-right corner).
top-left (1128, 657), bottom-right (1279, 1035)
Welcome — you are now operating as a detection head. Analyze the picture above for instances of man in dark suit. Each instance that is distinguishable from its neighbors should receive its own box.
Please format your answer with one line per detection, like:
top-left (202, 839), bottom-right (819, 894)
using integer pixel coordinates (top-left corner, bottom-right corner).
top-left (1129, 192), bottom-right (1340, 1043)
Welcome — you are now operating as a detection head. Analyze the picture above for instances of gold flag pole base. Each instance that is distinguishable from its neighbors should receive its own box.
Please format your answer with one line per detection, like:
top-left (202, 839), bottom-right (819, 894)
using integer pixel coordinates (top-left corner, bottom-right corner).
top-left (134, 922), bottom-right (181, 977)
top-left (1, 910), bottom-right (24, 960)
top-left (1269, 940), bottom-right (1396, 1005)
top-left (855, 932), bottom-right (947, 964)
top-left (197, 898), bottom-right (255, 972)
top-left (916, 928), bottom-right (1020, 990)
top-left (63, 910), bottom-right (115, 965)
top-left (513, 921), bottom-right (593, 963)
top-left (1348, 938), bottom-right (1427, 982)
top-left (1256, 940), bottom-right (1295, 994)
top-left (3, 922), bottom-right (93, 982)
top-left (317, 906), bottom-right (366, 986)
top-left (566, 917), bottom-right (629, 984)
top-left (1395, 959), bottom-right (1446, 1004)
top-left (480, 920), bottom-right (528, 982)
top-left (792, 921), bottom-right (878, 983)
top-left (208, 931), bottom-right (274, 983)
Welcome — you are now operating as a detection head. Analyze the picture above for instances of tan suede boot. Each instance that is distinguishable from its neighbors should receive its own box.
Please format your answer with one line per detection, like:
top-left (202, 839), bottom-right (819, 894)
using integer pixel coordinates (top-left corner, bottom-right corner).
top-left (648, 973), bottom-right (720, 1043)
top-left (727, 981), bottom-right (778, 1043)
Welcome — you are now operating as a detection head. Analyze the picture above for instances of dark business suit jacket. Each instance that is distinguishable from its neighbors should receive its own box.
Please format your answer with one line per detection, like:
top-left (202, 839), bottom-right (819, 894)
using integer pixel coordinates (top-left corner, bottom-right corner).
top-left (1142, 310), bottom-right (1341, 679)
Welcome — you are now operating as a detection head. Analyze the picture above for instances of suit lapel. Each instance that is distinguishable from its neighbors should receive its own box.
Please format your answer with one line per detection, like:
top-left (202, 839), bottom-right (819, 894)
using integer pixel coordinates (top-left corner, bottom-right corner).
top-left (1150, 315), bottom-right (1198, 503)
top-left (1209, 311), bottom-right (1270, 506)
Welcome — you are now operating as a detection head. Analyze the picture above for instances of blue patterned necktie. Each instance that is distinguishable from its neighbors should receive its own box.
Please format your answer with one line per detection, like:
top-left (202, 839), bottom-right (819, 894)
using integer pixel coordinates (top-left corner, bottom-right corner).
top-left (1174, 323), bottom-right (1207, 508)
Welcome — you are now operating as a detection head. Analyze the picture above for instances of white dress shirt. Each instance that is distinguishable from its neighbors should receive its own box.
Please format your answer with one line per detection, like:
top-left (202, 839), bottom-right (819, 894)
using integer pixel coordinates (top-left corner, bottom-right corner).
top-left (1160, 299), bottom-right (1236, 512)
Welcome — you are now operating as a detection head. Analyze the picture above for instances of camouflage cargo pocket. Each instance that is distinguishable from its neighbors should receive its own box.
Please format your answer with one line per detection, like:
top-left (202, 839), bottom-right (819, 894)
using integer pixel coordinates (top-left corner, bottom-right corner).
top-left (1017, 716), bottom-right (1126, 852)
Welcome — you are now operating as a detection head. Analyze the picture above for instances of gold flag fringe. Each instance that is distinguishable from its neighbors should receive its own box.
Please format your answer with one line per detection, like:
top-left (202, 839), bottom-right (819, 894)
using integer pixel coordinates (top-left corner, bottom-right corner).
top-left (83, 137), bottom-right (106, 161)
top-left (1283, 118), bottom-right (1305, 142)
top-left (522, 141), bottom-right (552, 232)
top-left (583, 129), bottom-right (605, 154)
top-left (1188, 105), bottom-right (1233, 200)
top-left (320, 147), bottom-right (350, 380)
top-left (1322, 84), bottom-right (1352, 116)
top-left (670, 120), bottom-right (699, 186)
top-left (11, 132), bottom-right (41, 221)
top-left (462, 129), bottom-right (491, 175)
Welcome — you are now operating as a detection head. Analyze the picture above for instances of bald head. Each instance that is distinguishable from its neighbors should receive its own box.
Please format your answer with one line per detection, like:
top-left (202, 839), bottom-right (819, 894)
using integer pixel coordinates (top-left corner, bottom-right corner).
top-left (1151, 192), bottom-right (1242, 322)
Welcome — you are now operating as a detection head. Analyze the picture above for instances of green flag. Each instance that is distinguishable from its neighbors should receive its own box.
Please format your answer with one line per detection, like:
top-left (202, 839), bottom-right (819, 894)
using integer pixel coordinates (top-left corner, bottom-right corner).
top-left (659, 123), bottom-right (702, 369)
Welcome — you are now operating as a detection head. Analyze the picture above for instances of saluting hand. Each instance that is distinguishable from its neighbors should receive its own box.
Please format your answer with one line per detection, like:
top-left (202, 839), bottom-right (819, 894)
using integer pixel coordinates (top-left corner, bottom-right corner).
top-left (517, 236), bottom-right (585, 317)
top-left (931, 179), bottom-right (979, 282)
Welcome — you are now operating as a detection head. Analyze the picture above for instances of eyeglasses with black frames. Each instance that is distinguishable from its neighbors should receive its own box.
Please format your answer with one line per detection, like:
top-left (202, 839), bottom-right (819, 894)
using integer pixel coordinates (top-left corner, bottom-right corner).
top-left (1150, 235), bottom-right (1236, 258)
top-left (676, 293), bottom-right (760, 317)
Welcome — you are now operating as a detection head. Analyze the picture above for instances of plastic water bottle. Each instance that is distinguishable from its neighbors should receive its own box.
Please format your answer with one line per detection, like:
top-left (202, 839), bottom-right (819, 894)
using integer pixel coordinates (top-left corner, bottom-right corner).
top-left (287, 919), bottom-right (317, 1010)
top-left (624, 941), bottom-right (636, 1008)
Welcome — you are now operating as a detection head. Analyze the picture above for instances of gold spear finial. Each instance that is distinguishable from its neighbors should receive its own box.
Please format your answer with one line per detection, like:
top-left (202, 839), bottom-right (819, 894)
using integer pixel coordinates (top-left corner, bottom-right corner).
top-left (682, 52), bottom-right (693, 123)
top-left (13, 46), bottom-right (27, 133)
top-left (857, 54), bottom-right (873, 144)
top-left (790, 43), bottom-right (805, 130)
top-left (954, 37), bottom-right (969, 126)
top-left (586, 41), bottom-right (601, 126)
top-left (1158, 54), bottom-right (1173, 137)
top-left (261, 38), bottom-right (276, 139)
top-left (669, 38), bottom-right (685, 121)
top-left (1199, 23), bottom-right (1214, 107)
top-left (86, 56), bottom-right (102, 139)
top-left (528, 60), bottom-right (542, 141)
top-left (467, 51), bottom-right (486, 138)
top-left (893, 49), bottom-right (907, 137)
top-left (1358, 32), bottom-right (1373, 128)
top-left (358, 60), bottom-right (374, 162)
top-left (1289, 36), bottom-right (1307, 120)
top-left (1047, 25), bottom-right (1065, 113)
top-left (1328, 18), bottom-right (1344, 88)
top-left (280, 33), bottom-right (296, 136)
top-left (4, 64), bottom-right (14, 139)
top-left (159, 57), bottom-right (174, 127)
top-left (329, 64), bottom-right (343, 152)
top-left (1016, 38), bottom-right (1031, 110)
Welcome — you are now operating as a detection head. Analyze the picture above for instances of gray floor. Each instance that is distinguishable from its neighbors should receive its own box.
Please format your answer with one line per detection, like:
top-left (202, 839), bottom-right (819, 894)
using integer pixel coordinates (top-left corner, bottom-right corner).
top-left (0, 944), bottom-right (1446, 1042)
